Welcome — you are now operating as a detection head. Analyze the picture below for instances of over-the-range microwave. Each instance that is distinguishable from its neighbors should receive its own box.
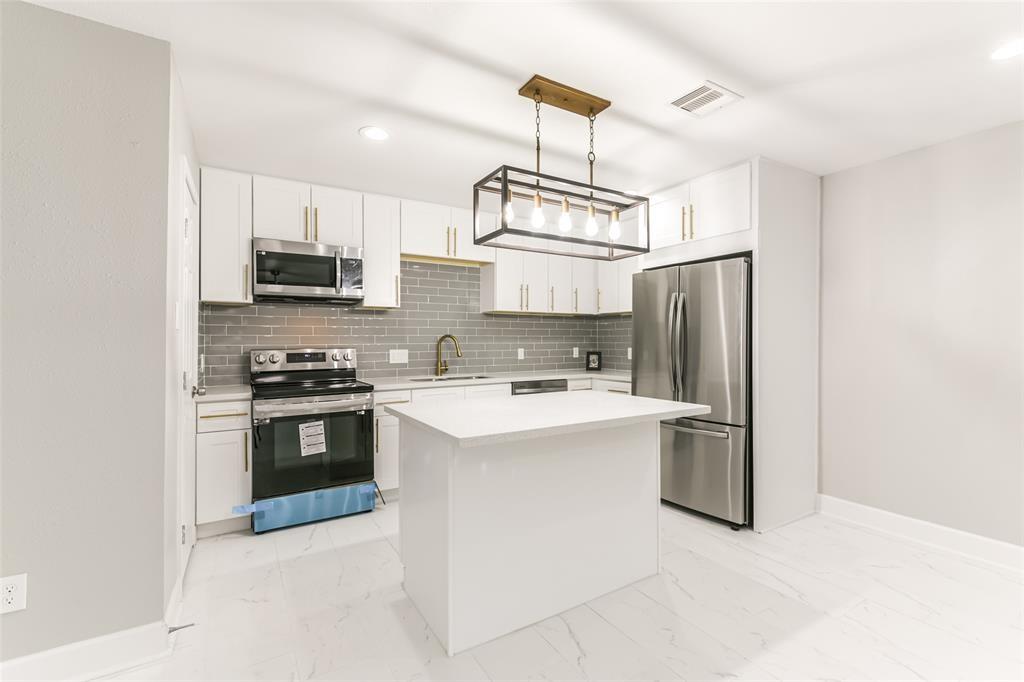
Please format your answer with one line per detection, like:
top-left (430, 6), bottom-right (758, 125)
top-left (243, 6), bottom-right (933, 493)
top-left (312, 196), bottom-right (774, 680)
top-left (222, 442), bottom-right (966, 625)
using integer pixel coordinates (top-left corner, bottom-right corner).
top-left (252, 238), bottom-right (364, 305)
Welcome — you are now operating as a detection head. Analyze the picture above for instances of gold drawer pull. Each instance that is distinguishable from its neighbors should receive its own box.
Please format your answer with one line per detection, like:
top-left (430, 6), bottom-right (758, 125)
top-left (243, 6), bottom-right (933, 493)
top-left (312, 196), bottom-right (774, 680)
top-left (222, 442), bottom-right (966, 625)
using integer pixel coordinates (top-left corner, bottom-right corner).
top-left (243, 433), bottom-right (249, 472)
top-left (379, 399), bottom-right (409, 405)
top-left (200, 411), bottom-right (248, 419)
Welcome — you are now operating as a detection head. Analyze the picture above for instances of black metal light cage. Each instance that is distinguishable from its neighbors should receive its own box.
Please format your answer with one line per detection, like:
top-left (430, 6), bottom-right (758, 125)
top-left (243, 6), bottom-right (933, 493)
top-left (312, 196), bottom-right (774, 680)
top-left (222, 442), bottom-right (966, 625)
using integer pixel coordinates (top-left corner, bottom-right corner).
top-left (473, 165), bottom-right (650, 261)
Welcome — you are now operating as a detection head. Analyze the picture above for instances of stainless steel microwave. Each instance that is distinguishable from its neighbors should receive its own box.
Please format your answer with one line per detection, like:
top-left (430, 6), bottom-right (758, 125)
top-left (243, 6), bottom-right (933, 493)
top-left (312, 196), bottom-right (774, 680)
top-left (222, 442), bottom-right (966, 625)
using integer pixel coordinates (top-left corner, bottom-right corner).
top-left (252, 238), bottom-right (364, 305)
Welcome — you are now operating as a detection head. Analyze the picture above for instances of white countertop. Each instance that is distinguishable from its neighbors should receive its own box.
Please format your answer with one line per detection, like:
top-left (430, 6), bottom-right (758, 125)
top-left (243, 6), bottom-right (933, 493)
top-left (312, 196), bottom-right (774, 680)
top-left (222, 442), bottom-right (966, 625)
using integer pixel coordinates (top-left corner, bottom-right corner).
top-left (369, 370), bottom-right (630, 392)
top-left (385, 391), bottom-right (709, 447)
top-left (194, 385), bottom-right (251, 403)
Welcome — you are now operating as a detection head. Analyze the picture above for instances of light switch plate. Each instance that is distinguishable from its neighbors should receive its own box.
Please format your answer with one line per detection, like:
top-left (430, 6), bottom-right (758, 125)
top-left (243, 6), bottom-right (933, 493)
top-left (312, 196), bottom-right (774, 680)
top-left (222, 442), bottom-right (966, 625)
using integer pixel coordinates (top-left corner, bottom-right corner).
top-left (573, 347), bottom-right (579, 358)
top-left (627, 347), bottom-right (632, 360)
top-left (1, 574), bottom-right (27, 614)
top-left (517, 348), bottom-right (525, 360)
top-left (389, 349), bottom-right (408, 364)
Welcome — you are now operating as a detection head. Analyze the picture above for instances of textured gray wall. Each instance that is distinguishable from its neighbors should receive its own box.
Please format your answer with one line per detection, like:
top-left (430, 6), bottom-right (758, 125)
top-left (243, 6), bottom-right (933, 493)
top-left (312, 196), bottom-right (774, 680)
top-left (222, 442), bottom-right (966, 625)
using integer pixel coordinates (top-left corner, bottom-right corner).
top-left (596, 315), bottom-right (633, 371)
top-left (201, 260), bottom-right (615, 386)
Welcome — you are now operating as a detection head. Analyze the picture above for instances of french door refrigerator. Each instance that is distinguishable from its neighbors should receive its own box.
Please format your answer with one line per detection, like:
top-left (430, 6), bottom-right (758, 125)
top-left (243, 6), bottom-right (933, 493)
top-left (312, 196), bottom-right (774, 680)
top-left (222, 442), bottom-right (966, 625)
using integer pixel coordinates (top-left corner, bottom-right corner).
top-left (632, 256), bottom-right (750, 526)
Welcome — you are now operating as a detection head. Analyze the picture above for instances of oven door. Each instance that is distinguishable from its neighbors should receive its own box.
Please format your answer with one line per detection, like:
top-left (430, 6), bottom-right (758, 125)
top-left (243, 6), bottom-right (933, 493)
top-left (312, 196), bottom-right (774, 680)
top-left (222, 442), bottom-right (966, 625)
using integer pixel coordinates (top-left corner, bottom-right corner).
top-left (251, 394), bottom-right (373, 500)
top-left (252, 238), bottom-right (363, 303)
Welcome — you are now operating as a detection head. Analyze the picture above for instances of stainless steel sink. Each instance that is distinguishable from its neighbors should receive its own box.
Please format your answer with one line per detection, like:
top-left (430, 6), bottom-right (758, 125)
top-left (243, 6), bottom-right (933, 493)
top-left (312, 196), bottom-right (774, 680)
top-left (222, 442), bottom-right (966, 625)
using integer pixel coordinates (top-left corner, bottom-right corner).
top-left (407, 375), bottom-right (491, 382)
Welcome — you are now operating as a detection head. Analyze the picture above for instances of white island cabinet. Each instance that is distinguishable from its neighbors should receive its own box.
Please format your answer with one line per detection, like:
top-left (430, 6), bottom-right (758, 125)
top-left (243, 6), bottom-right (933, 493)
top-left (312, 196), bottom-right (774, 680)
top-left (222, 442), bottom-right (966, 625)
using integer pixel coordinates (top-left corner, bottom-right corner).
top-left (387, 391), bottom-right (708, 655)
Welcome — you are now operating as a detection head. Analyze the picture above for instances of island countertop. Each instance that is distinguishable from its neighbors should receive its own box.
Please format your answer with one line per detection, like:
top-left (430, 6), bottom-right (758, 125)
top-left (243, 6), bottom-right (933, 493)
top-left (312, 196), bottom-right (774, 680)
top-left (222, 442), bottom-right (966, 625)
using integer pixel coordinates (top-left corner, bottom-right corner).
top-left (384, 390), bottom-right (710, 447)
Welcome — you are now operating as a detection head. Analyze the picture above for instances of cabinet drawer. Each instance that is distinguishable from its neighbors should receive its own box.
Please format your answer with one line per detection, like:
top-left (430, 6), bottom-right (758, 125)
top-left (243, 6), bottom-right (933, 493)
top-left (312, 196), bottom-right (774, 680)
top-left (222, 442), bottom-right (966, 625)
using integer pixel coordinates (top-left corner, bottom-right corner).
top-left (465, 383), bottom-right (511, 398)
top-left (592, 380), bottom-right (631, 395)
top-left (375, 390), bottom-right (411, 415)
top-left (197, 400), bottom-right (251, 433)
top-left (567, 379), bottom-right (592, 391)
top-left (412, 386), bottom-right (466, 402)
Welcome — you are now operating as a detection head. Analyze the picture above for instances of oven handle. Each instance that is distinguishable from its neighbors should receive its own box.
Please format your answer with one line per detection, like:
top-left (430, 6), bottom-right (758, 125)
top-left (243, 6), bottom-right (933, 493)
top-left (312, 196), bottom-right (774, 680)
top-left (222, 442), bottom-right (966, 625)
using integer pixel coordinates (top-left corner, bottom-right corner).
top-left (253, 396), bottom-right (373, 421)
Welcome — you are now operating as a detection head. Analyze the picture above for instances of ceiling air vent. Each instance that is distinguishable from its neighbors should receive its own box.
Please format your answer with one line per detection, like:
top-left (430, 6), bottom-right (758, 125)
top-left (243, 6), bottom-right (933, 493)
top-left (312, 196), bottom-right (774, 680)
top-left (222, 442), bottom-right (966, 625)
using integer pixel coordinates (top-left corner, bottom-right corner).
top-left (671, 81), bottom-right (742, 118)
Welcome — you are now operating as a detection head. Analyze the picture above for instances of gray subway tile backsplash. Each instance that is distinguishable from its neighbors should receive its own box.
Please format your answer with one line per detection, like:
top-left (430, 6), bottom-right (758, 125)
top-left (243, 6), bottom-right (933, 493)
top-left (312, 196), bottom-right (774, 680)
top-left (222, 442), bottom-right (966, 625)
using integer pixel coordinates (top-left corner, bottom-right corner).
top-left (199, 260), bottom-right (632, 386)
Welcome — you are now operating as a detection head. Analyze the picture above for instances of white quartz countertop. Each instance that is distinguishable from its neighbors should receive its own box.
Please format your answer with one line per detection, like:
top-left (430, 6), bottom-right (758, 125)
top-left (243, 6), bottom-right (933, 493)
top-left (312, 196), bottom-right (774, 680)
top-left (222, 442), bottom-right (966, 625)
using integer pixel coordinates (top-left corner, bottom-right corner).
top-left (194, 385), bottom-right (251, 403)
top-left (369, 370), bottom-right (630, 392)
top-left (385, 391), bottom-right (709, 447)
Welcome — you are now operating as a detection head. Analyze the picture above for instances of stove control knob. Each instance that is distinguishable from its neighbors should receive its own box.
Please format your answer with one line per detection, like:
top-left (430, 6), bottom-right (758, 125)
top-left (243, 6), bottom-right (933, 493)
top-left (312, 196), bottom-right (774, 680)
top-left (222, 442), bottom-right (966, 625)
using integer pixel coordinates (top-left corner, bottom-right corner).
top-left (343, 351), bottom-right (353, 361)
top-left (254, 353), bottom-right (267, 365)
top-left (268, 353), bottom-right (280, 364)
top-left (332, 350), bottom-right (343, 362)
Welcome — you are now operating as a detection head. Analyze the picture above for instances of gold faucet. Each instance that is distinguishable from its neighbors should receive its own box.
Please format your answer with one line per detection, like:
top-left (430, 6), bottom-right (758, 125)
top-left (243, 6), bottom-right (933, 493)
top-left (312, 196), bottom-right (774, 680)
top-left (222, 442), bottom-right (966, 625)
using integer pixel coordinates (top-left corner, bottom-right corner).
top-left (436, 334), bottom-right (463, 376)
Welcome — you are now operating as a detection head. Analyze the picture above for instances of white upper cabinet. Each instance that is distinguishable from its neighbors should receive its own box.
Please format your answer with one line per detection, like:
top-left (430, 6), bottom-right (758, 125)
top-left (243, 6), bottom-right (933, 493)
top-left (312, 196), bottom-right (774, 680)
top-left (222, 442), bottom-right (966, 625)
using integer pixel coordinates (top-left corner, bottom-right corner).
top-left (522, 252), bottom-right (548, 313)
top-left (649, 183), bottom-right (690, 250)
top-left (571, 258), bottom-right (598, 314)
top-left (311, 184), bottom-right (363, 247)
top-left (253, 175), bottom-right (310, 242)
top-left (401, 200), bottom-right (496, 263)
top-left (481, 249), bottom-right (523, 312)
top-left (597, 261), bottom-right (619, 314)
top-left (618, 257), bottom-right (641, 313)
top-left (452, 207), bottom-right (495, 262)
top-left (689, 161), bottom-right (752, 240)
top-left (548, 255), bottom-right (573, 314)
top-left (362, 194), bottom-right (401, 308)
top-left (200, 167), bottom-right (252, 304)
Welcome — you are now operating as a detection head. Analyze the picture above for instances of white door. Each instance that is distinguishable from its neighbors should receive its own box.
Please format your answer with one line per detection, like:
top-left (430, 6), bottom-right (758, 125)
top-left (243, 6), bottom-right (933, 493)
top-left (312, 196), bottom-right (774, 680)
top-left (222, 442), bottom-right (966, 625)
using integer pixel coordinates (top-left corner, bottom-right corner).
top-left (689, 161), bottom-right (751, 240)
top-left (311, 185), bottom-right (363, 247)
top-left (362, 194), bottom-right (401, 308)
top-left (401, 199), bottom-right (450, 258)
top-left (571, 258), bottom-right (598, 314)
top-left (617, 257), bottom-right (640, 313)
top-left (177, 161), bottom-right (199, 582)
top-left (199, 168), bottom-right (252, 304)
top-left (522, 252), bottom-right (548, 313)
top-left (547, 255), bottom-right (573, 313)
top-left (493, 249), bottom-right (524, 311)
top-left (375, 413), bottom-right (400, 491)
top-left (253, 175), bottom-right (311, 242)
top-left (597, 260), bottom-right (619, 314)
top-left (649, 183), bottom-right (689, 249)
top-left (451, 207), bottom-right (495, 262)
top-left (196, 430), bottom-right (252, 524)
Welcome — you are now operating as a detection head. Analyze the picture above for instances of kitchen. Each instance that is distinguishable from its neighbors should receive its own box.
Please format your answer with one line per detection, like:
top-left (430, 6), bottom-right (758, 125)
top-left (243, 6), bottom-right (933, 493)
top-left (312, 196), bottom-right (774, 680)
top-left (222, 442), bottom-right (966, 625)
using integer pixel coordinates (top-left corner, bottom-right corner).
top-left (2, 2), bottom-right (1022, 681)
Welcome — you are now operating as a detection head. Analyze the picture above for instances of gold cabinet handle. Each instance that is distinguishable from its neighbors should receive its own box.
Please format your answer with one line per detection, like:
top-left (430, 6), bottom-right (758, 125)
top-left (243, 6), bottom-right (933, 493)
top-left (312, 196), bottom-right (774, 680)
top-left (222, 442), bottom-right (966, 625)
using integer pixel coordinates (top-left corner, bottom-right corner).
top-left (243, 263), bottom-right (249, 299)
top-left (597, 288), bottom-right (601, 313)
top-left (314, 206), bottom-right (319, 241)
top-left (525, 284), bottom-right (529, 310)
top-left (520, 284), bottom-right (524, 310)
top-left (681, 205), bottom-right (687, 241)
top-left (550, 286), bottom-right (554, 311)
top-left (199, 411), bottom-right (248, 419)
top-left (574, 288), bottom-right (579, 312)
top-left (375, 418), bottom-right (380, 453)
top-left (379, 399), bottom-right (409, 405)
top-left (304, 206), bottom-right (309, 240)
top-left (608, 388), bottom-right (629, 394)
top-left (446, 226), bottom-right (450, 255)
top-left (689, 203), bottom-right (695, 240)
top-left (243, 432), bottom-right (249, 472)
top-left (453, 227), bottom-right (457, 257)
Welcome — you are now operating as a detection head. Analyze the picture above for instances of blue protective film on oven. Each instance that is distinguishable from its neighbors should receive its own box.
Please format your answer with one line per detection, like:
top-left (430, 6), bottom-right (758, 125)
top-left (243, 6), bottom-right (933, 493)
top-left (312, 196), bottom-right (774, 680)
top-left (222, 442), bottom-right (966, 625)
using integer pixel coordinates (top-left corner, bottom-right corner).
top-left (231, 500), bottom-right (274, 514)
top-left (251, 481), bottom-right (376, 533)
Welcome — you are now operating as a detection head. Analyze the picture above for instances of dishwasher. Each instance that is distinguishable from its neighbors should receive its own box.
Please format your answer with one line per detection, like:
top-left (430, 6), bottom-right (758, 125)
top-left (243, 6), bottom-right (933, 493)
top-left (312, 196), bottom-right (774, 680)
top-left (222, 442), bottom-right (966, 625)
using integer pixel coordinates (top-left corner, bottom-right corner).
top-left (511, 379), bottom-right (568, 395)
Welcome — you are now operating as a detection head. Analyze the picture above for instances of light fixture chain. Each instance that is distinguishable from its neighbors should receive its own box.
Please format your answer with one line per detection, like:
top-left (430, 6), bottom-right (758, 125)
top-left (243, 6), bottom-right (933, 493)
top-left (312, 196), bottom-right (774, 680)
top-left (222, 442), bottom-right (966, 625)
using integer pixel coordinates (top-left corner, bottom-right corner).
top-left (534, 90), bottom-right (543, 183)
top-left (588, 110), bottom-right (596, 191)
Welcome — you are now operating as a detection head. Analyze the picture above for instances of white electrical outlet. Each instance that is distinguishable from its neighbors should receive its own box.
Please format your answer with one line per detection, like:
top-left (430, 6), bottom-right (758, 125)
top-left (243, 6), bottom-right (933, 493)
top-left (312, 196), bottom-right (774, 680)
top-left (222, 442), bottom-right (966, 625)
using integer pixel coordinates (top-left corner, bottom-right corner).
top-left (517, 348), bottom-right (525, 360)
top-left (627, 347), bottom-right (632, 360)
top-left (572, 347), bottom-right (579, 358)
top-left (389, 349), bottom-right (408, 364)
top-left (1, 574), bottom-right (27, 614)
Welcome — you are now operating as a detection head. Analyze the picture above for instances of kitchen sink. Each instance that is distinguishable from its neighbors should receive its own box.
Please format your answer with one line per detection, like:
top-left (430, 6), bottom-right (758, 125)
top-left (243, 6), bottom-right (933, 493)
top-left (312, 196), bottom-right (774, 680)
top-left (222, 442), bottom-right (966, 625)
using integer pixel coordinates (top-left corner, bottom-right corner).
top-left (408, 375), bottom-right (491, 382)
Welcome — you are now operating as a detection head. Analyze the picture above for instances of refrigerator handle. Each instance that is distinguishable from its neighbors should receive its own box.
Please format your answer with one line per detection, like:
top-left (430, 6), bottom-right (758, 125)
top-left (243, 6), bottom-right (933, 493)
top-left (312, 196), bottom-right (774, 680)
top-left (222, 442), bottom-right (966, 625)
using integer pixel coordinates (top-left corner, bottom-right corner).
top-left (668, 292), bottom-right (679, 400)
top-left (677, 292), bottom-right (687, 396)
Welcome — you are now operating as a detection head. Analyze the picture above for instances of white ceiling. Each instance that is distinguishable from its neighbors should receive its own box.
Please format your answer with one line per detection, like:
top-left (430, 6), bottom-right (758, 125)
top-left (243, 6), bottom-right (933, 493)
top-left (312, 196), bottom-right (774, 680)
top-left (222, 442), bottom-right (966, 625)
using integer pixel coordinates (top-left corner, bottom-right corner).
top-left (41, 1), bottom-right (1024, 206)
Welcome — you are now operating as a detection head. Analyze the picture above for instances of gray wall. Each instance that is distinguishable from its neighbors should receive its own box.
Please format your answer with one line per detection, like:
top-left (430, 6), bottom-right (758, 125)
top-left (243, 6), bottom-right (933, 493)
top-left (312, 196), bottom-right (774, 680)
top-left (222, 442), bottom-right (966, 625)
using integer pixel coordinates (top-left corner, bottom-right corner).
top-left (1, 1), bottom-right (172, 660)
top-left (820, 122), bottom-right (1024, 545)
top-left (596, 315), bottom-right (633, 372)
top-left (201, 261), bottom-right (607, 385)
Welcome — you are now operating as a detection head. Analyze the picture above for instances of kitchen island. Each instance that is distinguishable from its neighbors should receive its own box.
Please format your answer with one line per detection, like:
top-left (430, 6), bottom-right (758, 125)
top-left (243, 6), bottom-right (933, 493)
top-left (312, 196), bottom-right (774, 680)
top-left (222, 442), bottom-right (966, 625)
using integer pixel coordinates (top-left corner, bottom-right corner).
top-left (386, 390), bottom-right (710, 655)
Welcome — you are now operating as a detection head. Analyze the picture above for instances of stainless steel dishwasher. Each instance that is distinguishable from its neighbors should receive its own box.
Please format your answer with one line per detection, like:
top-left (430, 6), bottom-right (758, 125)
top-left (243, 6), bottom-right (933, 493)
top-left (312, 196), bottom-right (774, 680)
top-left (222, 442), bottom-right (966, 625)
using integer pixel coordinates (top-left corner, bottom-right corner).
top-left (511, 379), bottom-right (568, 395)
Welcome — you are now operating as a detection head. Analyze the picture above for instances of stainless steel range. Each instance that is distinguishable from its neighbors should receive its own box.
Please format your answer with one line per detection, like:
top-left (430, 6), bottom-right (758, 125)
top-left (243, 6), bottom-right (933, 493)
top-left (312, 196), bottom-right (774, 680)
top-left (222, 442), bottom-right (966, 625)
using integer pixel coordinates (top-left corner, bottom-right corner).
top-left (249, 348), bottom-right (376, 532)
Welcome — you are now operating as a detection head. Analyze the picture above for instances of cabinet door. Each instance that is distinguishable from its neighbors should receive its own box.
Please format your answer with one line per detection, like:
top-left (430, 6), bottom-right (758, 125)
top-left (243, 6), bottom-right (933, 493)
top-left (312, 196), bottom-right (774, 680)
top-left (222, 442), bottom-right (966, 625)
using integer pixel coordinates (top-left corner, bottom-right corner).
top-left (689, 162), bottom-right (751, 240)
top-left (400, 199), bottom-right (450, 258)
top-left (200, 168), bottom-right (252, 304)
top-left (522, 252), bottom-right (548, 313)
top-left (362, 194), bottom-right (401, 308)
top-left (617, 257), bottom-right (641, 313)
top-left (411, 386), bottom-right (467, 402)
top-left (649, 183), bottom-right (689, 250)
top-left (311, 185), bottom-right (362, 247)
top-left (597, 261), bottom-right (619, 314)
top-left (375, 413), bottom-right (400, 491)
top-left (451, 207), bottom-right (495, 262)
top-left (196, 429), bottom-right (252, 524)
top-left (253, 175), bottom-right (311, 242)
top-left (571, 258), bottom-right (598, 314)
top-left (465, 383), bottom-right (511, 399)
top-left (493, 249), bottom-right (524, 311)
top-left (547, 255), bottom-right (573, 313)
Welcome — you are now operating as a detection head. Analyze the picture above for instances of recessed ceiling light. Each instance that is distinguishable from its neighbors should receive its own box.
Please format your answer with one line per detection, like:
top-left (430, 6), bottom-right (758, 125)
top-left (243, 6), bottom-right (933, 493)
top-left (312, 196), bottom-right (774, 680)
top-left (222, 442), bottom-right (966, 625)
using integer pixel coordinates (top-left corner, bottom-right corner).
top-left (359, 126), bottom-right (389, 141)
top-left (991, 38), bottom-right (1024, 60)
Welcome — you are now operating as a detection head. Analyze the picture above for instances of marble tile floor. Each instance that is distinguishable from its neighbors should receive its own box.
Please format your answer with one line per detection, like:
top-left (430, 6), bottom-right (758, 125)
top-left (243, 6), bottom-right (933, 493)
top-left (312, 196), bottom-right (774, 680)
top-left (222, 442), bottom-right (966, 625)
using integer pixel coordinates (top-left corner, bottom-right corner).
top-left (106, 502), bottom-right (1023, 681)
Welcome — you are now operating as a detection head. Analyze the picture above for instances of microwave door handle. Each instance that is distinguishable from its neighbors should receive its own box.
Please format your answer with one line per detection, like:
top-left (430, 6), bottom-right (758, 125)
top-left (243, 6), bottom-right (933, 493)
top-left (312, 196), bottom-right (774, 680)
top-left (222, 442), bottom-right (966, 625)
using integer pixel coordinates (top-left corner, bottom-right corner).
top-left (335, 252), bottom-right (342, 294)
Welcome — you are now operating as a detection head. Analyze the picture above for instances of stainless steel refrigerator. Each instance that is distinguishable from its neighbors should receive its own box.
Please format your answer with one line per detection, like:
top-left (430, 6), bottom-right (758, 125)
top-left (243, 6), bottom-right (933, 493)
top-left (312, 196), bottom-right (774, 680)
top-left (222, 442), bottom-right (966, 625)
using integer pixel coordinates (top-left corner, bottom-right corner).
top-left (632, 256), bottom-right (751, 526)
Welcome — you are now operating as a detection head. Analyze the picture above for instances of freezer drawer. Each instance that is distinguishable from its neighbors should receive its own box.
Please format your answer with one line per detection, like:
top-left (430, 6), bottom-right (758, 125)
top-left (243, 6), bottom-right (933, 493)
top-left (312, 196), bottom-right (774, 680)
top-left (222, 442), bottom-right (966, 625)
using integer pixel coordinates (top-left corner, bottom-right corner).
top-left (660, 419), bottom-right (747, 525)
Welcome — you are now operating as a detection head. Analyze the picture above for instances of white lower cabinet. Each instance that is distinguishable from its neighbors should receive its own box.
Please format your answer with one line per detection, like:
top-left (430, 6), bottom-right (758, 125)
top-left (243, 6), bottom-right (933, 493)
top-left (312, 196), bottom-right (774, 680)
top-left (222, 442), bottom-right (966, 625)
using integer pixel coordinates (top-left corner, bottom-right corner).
top-left (592, 379), bottom-right (631, 394)
top-left (375, 412), bottom-right (400, 491)
top-left (412, 386), bottom-right (467, 403)
top-left (465, 383), bottom-right (511, 399)
top-left (196, 428), bottom-right (252, 525)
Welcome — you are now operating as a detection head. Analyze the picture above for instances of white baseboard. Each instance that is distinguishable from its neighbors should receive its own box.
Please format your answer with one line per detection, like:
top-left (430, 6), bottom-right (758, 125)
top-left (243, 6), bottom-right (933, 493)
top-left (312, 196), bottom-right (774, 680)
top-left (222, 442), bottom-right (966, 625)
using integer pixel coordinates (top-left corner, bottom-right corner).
top-left (0, 621), bottom-right (168, 681)
top-left (817, 494), bottom-right (1023, 571)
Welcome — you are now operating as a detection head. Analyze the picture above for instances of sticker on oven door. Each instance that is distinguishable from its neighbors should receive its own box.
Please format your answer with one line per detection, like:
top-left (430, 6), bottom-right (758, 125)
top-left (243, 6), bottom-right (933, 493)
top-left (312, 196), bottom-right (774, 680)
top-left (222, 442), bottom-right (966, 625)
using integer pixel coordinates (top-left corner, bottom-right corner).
top-left (298, 420), bottom-right (327, 457)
